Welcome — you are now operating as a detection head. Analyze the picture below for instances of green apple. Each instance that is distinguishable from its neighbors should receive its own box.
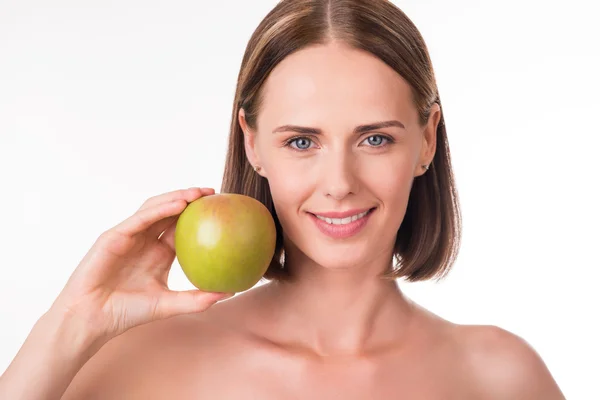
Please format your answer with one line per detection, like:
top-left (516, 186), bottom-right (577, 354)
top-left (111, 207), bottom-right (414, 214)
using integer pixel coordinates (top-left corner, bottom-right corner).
top-left (174, 193), bottom-right (276, 293)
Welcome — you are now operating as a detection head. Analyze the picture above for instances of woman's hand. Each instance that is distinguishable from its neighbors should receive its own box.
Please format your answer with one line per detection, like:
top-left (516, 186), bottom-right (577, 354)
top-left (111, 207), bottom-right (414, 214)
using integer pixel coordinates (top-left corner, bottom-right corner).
top-left (51, 187), bottom-right (233, 341)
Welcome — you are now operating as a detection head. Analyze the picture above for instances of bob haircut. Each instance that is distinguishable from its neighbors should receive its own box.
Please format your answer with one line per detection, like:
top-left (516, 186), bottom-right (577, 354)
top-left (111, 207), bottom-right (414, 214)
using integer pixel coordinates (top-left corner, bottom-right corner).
top-left (221, 0), bottom-right (462, 282)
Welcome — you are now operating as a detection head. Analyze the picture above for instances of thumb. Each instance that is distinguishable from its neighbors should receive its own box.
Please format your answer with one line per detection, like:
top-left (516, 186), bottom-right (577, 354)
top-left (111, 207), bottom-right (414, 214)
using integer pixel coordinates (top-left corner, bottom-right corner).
top-left (155, 290), bottom-right (234, 318)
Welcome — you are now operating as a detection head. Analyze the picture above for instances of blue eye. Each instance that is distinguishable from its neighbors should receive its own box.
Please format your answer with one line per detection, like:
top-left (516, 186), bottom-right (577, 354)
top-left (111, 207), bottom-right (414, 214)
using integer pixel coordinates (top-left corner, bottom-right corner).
top-left (364, 135), bottom-right (389, 147)
top-left (287, 137), bottom-right (313, 150)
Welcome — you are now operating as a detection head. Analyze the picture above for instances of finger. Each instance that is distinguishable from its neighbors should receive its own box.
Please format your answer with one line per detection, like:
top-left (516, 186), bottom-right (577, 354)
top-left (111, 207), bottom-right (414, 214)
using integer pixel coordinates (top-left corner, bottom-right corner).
top-left (155, 290), bottom-right (235, 319)
top-left (114, 199), bottom-right (188, 237)
top-left (149, 214), bottom-right (178, 239)
top-left (158, 218), bottom-right (178, 251)
top-left (139, 187), bottom-right (215, 212)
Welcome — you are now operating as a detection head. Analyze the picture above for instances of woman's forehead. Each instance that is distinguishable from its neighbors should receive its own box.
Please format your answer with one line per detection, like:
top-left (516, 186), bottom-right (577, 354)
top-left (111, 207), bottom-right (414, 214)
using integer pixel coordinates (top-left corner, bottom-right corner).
top-left (258, 45), bottom-right (415, 129)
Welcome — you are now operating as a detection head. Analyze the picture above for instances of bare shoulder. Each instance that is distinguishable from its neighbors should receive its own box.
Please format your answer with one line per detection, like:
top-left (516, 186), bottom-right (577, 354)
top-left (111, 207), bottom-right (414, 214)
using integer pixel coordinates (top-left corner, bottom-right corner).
top-left (61, 289), bottom-right (261, 400)
top-left (60, 314), bottom-right (210, 399)
top-left (454, 324), bottom-right (565, 400)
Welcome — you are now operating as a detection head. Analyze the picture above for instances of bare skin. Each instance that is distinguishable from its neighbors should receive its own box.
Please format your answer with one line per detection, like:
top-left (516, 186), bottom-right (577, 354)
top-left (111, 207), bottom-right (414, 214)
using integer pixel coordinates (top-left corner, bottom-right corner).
top-left (61, 283), bottom-right (563, 399)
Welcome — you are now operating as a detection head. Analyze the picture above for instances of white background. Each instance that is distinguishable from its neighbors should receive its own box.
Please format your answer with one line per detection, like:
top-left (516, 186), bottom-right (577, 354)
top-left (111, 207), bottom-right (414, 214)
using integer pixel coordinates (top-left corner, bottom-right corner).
top-left (1, 0), bottom-right (598, 398)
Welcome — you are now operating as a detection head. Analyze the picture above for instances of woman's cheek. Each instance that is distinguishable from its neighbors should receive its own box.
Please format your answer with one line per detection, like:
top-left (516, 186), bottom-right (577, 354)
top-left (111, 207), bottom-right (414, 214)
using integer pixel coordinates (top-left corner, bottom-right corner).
top-left (266, 157), bottom-right (314, 216)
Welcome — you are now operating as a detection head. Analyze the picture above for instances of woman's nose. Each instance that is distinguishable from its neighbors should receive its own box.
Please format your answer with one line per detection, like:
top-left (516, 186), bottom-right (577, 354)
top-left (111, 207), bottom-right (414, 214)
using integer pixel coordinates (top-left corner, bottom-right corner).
top-left (319, 150), bottom-right (359, 201)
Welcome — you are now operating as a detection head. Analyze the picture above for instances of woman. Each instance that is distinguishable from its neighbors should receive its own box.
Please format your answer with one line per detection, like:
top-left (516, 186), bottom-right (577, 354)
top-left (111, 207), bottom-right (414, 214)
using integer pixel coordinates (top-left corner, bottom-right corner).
top-left (0, 0), bottom-right (564, 398)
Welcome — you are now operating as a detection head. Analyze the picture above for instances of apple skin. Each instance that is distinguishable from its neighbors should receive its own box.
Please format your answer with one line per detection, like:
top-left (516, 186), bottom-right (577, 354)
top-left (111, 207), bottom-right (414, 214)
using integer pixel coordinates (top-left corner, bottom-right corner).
top-left (174, 193), bottom-right (276, 293)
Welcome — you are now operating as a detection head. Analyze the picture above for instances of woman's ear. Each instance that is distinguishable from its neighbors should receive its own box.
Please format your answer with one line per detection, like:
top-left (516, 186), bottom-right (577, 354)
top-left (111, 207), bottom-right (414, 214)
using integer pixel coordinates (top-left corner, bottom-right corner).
top-left (238, 108), bottom-right (264, 176)
top-left (416, 102), bottom-right (440, 176)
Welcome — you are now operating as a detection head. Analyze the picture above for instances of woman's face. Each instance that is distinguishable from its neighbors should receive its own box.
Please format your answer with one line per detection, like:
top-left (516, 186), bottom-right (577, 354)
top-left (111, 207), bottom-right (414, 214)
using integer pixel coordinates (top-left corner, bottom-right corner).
top-left (240, 42), bottom-right (439, 274)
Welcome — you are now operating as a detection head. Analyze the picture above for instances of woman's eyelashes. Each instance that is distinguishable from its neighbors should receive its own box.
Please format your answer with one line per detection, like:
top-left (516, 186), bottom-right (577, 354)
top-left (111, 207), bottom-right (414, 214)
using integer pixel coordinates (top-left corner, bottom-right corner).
top-left (283, 134), bottom-right (394, 152)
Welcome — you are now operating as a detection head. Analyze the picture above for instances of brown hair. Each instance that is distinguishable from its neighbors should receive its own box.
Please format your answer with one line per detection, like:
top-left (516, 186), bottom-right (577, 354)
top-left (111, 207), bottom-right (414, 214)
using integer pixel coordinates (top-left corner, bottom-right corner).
top-left (221, 0), bottom-right (462, 282)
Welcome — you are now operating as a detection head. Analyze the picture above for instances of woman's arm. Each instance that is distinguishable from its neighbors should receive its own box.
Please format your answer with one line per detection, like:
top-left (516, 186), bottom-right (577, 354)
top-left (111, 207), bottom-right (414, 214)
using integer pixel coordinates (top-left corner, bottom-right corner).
top-left (0, 307), bottom-right (109, 400)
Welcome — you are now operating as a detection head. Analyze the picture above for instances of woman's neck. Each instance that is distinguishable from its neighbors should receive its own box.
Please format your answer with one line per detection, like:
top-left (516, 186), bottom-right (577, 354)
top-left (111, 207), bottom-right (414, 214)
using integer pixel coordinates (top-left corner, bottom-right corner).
top-left (261, 249), bottom-right (415, 358)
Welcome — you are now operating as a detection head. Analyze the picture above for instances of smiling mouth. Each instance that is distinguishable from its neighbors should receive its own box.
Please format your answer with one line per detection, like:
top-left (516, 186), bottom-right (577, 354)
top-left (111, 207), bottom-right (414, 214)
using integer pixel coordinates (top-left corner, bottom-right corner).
top-left (309, 207), bottom-right (376, 225)
top-left (307, 207), bottom-right (377, 239)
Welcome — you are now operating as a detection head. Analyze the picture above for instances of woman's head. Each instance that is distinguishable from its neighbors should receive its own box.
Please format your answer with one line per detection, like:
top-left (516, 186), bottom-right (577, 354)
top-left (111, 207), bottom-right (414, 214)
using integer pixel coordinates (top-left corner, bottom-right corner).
top-left (221, 0), bottom-right (461, 282)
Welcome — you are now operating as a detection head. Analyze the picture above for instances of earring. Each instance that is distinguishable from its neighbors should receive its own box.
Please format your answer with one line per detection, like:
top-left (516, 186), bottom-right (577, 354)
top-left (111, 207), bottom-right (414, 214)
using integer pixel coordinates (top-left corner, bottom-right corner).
top-left (253, 165), bottom-right (261, 172)
top-left (422, 164), bottom-right (430, 171)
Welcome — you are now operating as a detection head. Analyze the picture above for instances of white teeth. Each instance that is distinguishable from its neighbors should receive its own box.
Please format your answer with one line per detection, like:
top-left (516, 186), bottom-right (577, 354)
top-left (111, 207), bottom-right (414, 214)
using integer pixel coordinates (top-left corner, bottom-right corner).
top-left (316, 210), bottom-right (370, 225)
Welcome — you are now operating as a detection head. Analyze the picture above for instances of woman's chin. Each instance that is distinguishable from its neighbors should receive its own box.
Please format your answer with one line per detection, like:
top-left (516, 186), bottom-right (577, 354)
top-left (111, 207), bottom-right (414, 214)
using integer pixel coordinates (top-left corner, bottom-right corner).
top-left (284, 235), bottom-right (392, 275)
top-left (305, 252), bottom-right (370, 273)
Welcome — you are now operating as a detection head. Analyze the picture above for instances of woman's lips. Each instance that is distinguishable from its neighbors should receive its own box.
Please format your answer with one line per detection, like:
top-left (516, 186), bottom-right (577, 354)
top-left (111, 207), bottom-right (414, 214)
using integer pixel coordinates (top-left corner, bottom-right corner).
top-left (308, 208), bottom-right (375, 239)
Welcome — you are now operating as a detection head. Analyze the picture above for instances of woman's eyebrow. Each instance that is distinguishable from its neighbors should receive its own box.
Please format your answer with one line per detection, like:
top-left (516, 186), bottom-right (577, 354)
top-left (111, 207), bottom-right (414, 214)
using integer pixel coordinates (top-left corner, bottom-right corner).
top-left (272, 120), bottom-right (406, 135)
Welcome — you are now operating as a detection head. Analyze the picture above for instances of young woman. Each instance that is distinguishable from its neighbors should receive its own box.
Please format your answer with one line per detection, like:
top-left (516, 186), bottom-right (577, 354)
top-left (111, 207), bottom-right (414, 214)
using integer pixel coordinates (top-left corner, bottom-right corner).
top-left (0, 1), bottom-right (564, 398)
